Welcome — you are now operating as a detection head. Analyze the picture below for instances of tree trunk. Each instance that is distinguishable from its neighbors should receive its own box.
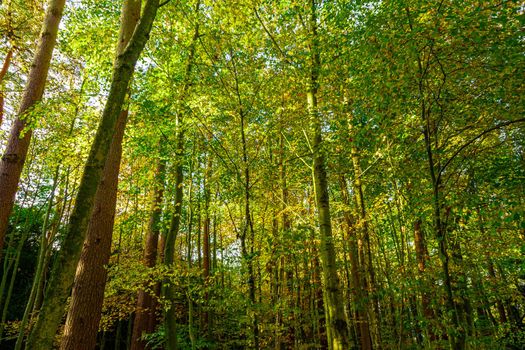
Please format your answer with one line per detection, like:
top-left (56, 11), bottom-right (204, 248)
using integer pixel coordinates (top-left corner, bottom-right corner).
top-left (0, 47), bottom-right (13, 127)
top-left (131, 146), bottom-right (166, 350)
top-left (202, 149), bottom-right (212, 334)
top-left (60, 2), bottom-right (141, 347)
top-left (0, 47), bottom-right (12, 83)
top-left (307, 2), bottom-right (349, 349)
top-left (350, 143), bottom-right (382, 349)
top-left (162, 4), bottom-right (200, 346)
top-left (413, 219), bottom-right (435, 339)
top-left (60, 110), bottom-right (128, 350)
top-left (339, 175), bottom-right (372, 350)
top-left (163, 119), bottom-right (184, 350)
top-left (26, 1), bottom-right (160, 348)
top-left (0, 0), bottom-right (65, 259)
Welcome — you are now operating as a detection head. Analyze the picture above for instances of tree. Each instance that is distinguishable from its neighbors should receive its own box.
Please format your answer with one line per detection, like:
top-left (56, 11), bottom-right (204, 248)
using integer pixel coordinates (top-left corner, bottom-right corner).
top-left (26, 0), bottom-right (161, 348)
top-left (0, 0), bottom-right (65, 260)
top-left (60, 1), bottom-right (141, 348)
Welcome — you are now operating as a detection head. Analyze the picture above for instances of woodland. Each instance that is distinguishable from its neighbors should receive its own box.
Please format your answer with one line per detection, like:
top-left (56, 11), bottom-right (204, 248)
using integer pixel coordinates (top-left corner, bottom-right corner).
top-left (0, 0), bottom-right (523, 349)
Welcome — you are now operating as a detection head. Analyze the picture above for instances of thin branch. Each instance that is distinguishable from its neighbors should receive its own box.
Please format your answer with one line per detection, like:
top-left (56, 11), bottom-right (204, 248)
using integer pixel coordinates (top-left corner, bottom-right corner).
top-left (253, 5), bottom-right (296, 69)
top-left (437, 118), bottom-right (525, 182)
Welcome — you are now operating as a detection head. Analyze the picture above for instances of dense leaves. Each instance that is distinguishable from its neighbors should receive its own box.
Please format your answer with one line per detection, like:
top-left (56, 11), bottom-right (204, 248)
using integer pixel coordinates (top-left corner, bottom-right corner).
top-left (0, 0), bottom-right (523, 349)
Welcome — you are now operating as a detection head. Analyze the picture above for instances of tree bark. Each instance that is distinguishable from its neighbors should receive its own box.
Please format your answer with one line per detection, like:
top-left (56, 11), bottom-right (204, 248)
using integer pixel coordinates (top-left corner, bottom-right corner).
top-left (60, 110), bottom-right (128, 350)
top-left (60, 2), bottom-right (141, 348)
top-left (0, 0), bottom-right (65, 259)
top-left (26, 1), bottom-right (160, 348)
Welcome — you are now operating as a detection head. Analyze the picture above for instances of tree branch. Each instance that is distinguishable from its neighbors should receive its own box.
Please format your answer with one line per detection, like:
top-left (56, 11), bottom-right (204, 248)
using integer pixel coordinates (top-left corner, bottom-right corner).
top-left (438, 118), bottom-right (525, 183)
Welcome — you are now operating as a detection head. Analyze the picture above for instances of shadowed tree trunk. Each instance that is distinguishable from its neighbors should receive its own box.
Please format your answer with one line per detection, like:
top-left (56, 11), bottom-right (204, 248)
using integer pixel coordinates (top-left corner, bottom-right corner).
top-left (163, 117), bottom-right (184, 350)
top-left (0, 0), bottom-right (65, 259)
top-left (349, 140), bottom-right (382, 349)
top-left (202, 148), bottom-right (212, 335)
top-left (162, 4), bottom-right (200, 347)
top-left (413, 219), bottom-right (435, 330)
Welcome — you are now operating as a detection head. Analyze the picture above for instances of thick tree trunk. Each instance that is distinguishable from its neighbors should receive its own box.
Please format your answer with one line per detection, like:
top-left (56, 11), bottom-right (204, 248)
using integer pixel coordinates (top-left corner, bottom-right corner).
top-left (0, 0), bottom-right (65, 259)
top-left (60, 2), bottom-right (141, 348)
top-left (26, 1), bottom-right (160, 348)
top-left (60, 110), bottom-right (128, 350)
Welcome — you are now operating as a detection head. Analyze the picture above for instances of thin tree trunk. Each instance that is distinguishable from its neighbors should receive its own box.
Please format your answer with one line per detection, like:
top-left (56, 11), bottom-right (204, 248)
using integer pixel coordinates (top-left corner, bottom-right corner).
top-left (131, 145), bottom-right (166, 350)
top-left (0, 219), bottom-right (31, 339)
top-left (162, 4), bottom-right (200, 346)
top-left (413, 219), bottom-right (435, 343)
top-left (404, 7), bottom-right (463, 349)
top-left (339, 175), bottom-right (372, 350)
top-left (0, 47), bottom-right (12, 83)
top-left (14, 167), bottom-right (61, 350)
top-left (202, 149), bottom-right (212, 335)
top-left (163, 119), bottom-right (184, 350)
top-left (0, 47), bottom-right (14, 127)
top-left (0, 0), bottom-right (65, 259)
top-left (26, 1), bottom-right (160, 348)
top-left (307, 2), bottom-right (349, 348)
top-left (350, 143), bottom-right (382, 349)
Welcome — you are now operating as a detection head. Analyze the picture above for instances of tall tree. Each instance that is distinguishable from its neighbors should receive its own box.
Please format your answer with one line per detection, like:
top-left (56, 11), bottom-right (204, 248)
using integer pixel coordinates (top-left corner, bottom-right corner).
top-left (59, 1), bottom-right (141, 348)
top-left (307, 1), bottom-right (349, 348)
top-left (162, 3), bottom-right (200, 348)
top-left (131, 143), bottom-right (166, 350)
top-left (0, 0), bottom-right (65, 258)
top-left (26, 0), bottom-right (161, 348)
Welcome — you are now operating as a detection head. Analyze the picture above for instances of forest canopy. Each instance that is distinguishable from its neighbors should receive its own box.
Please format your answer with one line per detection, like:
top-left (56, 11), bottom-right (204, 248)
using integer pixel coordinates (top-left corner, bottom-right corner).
top-left (0, 0), bottom-right (524, 349)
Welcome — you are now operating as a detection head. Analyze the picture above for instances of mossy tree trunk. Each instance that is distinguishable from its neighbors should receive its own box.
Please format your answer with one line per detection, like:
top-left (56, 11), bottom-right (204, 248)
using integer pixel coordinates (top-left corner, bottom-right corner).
top-left (26, 1), bottom-right (161, 348)
top-left (60, 1), bottom-right (141, 348)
